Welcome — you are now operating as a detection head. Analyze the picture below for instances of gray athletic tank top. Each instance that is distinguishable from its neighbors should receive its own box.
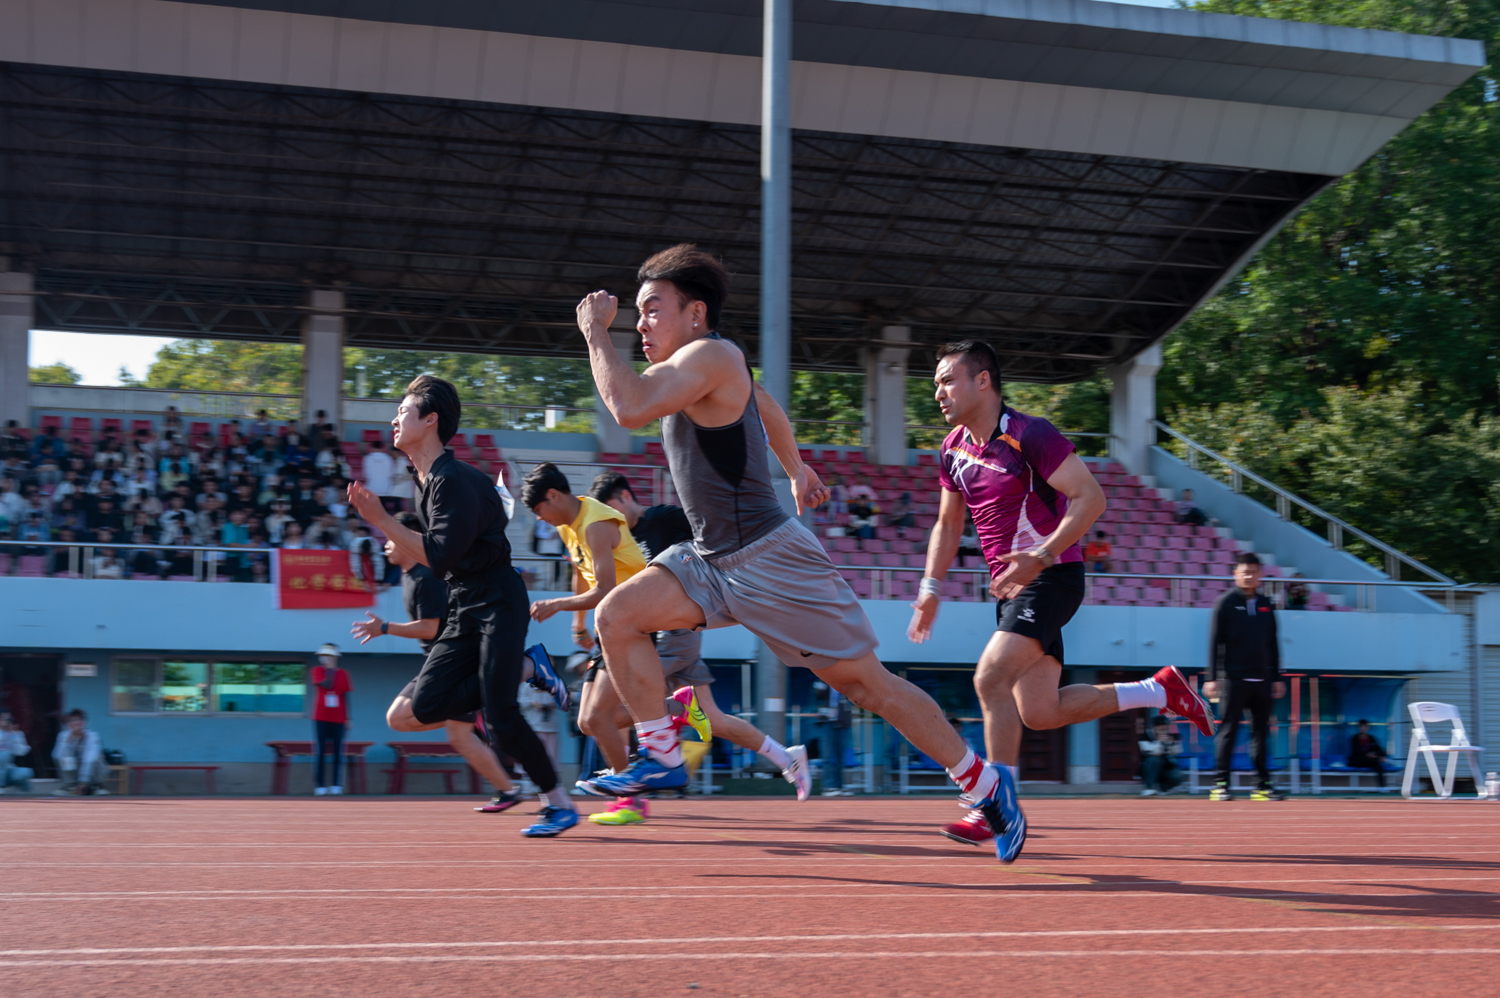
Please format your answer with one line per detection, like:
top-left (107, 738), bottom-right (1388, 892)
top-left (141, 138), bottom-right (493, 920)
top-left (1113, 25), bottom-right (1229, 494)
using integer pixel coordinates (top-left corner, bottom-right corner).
top-left (661, 334), bottom-right (789, 558)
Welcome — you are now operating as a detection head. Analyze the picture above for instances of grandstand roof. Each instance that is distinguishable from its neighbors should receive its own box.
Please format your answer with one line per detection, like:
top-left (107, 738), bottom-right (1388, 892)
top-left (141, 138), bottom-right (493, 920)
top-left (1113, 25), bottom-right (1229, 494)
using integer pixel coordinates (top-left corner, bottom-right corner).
top-left (0, 0), bottom-right (1482, 380)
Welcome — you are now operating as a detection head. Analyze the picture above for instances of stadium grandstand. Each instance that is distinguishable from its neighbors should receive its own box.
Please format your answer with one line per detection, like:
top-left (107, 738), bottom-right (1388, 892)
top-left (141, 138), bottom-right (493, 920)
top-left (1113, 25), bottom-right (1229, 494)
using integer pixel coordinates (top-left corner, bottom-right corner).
top-left (0, 0), bottom-right (1495, 798)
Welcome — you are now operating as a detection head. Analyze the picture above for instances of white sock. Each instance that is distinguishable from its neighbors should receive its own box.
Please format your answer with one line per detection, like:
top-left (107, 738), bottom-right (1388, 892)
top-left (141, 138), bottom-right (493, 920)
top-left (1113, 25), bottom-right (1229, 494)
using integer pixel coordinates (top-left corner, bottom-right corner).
top-left (945, 748), bottom-right (998, 801)
top-left (1006, 765), bottom-right (1019, 782)
top-left (1114, 677), bottom-right (1167, 711)
top-left (757, 736), bottom-right (793, 770)
top-left (543, 786), bottom-right (572, 808)
top-left (634, 715), bottom-right (684, 767)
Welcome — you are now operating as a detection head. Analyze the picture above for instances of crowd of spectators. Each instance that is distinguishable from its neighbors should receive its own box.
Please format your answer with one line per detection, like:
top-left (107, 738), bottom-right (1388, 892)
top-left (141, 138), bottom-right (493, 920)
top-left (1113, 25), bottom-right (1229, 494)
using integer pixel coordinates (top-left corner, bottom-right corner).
top-left (0, 407), bottom-right (408, 581)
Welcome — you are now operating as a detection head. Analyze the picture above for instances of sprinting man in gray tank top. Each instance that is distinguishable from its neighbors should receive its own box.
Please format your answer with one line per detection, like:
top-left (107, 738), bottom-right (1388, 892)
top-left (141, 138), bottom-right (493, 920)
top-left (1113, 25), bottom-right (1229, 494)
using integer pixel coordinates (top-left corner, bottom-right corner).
top-left (575, 245), bottom-right (1019, 858)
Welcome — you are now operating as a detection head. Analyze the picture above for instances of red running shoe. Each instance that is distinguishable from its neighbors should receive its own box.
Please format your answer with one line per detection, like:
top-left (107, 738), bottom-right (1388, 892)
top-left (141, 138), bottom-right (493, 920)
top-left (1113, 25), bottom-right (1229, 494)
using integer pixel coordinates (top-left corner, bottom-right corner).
top-left (1154, 665), bottom-right (1215, 737)
top-left (940, 808), bottom-right (994, 847)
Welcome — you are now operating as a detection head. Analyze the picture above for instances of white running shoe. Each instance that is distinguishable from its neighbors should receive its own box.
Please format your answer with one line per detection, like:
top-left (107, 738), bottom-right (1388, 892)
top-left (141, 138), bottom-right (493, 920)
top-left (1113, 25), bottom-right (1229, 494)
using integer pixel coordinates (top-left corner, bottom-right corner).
top-left (314, 787), bottom-right (328, 796)
top-left (329, 785), bottom-right (343, 795)
top-left (782, 744), bottom-right (811, 801)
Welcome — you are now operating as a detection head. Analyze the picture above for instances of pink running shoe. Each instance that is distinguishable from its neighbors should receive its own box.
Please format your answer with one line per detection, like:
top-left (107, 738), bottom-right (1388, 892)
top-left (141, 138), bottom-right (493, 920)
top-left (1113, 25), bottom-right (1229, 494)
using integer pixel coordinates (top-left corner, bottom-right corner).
top-left (1154, 665), bottom-right (1215, 737)
top-left (940, 808), bottom-right (994, 847)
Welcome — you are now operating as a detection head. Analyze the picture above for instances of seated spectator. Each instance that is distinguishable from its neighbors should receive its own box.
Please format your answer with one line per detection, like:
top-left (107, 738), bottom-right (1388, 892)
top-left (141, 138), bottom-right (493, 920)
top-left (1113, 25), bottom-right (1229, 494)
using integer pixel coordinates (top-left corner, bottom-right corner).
top-left (265, 496), bottom-right (294, 544)
top-left (52, 496), bottom-right (85, 536)
top-left (280, 520), bottom-right (307, 549)
top-left (1082, 530), bottom-right (1113, 574)
top-left (1174, 488), bottom-right (1209, 527)
top-left (92, 539), bottom-right (126, 580)
top-left (1, 420), bottom-right (24, 459)
top-left (52, 708), bottom-right (106, 795)
top-left (290, 474), bottom-right (326, 524)
top-left (1138, 715), bottom-right (1183, 795)
top-left (249, 409), bottom-right (273, 440)
top-left (847, 476), bottom-right (878, 504)
top-left (958, 521), bottom-right (981, 559)
top-left (348, 523), bottom-right (386, 590)
top-left (825, 474), bottom-right (847, 516)
top-left (89, 495), bottom-right (126, 536)
top-left (166, 535), bottom-right (198, 577)
top-left (886, 491), bottom-right (916, 529)
top-left (49, 527), bottom-right (80, 575)
top-left (363, 440), bottom-right (396, 510)
top-left (162, 405), bottom-right (183, 433)
top-left (848, 500), bottom-right (877, 540)
top-left (30, 425), bottom-right (67, 465)
top-left (0, 476), bottom-right (23, 525)
top-left (221, 508), bottom-right (252, 581)
top-left (0, 711), bottom-right (33, 794)
top-left (1347, 719), bottom-right (1388, 788)
top-left (158, 493), bottom-right (198, 545)
top-left (1286, 573), bottom-right (1309, 610)
top-left (306, 511), bottom-right (347, 550)
top-left (159, 459), bottom-right (189, 492)
top-left (18, 510), bottom-right (50, 553)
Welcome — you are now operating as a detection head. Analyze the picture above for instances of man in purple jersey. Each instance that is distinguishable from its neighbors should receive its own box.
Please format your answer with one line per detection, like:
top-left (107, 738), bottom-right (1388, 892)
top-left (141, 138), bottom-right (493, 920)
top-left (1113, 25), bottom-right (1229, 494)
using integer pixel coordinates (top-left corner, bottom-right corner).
top-left (909, 340), bottom-right (1215, 858)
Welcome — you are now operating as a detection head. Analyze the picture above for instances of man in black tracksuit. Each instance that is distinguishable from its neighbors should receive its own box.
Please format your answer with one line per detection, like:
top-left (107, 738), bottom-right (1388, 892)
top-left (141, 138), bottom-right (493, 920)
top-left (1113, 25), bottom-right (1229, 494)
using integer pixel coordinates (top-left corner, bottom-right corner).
top-left (1204, 551), bottom-right (1286, 801)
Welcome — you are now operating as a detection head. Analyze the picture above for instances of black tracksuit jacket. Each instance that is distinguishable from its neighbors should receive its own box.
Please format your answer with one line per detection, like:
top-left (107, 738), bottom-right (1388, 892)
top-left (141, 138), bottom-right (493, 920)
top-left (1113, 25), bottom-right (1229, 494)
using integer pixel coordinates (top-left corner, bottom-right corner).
top-left (1205, 589), bottom-right (1281, 684)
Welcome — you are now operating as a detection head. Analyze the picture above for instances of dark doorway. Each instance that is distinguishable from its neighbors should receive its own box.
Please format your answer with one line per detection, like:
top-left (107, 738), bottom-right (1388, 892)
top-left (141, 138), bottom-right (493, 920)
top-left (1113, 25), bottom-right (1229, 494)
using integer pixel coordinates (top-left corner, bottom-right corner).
top-left (1098, 669), bottom-right (1146, 783)
top-left (1019, 725), bottom-right (1066, 782)
top-left (0, 654), bottom-right (62, 778)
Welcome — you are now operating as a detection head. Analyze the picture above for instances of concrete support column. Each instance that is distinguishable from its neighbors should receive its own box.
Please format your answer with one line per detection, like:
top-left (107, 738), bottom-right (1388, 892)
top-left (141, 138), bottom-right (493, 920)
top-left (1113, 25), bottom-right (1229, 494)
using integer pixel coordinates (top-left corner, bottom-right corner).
top-left (0, 271), bottom-right (31, 430)
top-left (301, 289), bottom-right (345, 431)
top-left (864, 325), bottom-right (910, 466)
top-left (1067, 668), bottom-right (1100, 785)
top-left (1105, 344), bottom-right (1162, 476)
top-left (595, 312), bottom-right (638, 455)
top-left (755, 640), bottom-right (788, 754)
top-left (758, 0), bottom-right (792, 410)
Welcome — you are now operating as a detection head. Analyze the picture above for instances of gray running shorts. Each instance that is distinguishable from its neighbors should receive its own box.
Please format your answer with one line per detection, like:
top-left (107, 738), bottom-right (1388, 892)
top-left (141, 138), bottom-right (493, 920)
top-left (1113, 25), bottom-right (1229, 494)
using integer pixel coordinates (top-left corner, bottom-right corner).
top-left (653, 518), bottom-right (878, 670)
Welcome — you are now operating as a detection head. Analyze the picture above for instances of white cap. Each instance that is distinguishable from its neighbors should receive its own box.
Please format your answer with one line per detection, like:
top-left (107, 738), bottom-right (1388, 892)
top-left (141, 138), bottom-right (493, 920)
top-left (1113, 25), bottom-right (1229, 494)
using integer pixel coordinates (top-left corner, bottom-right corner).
top-left (316, 643), bottom-right (341, 658)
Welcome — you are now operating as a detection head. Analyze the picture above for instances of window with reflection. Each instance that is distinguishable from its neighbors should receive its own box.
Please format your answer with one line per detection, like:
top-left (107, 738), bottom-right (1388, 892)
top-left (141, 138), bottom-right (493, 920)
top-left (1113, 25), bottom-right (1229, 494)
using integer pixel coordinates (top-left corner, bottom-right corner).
top-left (111, 658), bottom-right (306, 715)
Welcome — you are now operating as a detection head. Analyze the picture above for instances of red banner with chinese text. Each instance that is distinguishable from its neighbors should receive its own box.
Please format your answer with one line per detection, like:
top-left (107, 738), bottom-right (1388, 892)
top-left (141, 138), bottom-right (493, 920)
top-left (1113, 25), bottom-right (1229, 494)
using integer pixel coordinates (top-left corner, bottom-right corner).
top-left (273, 549), bottom-right (377, 609)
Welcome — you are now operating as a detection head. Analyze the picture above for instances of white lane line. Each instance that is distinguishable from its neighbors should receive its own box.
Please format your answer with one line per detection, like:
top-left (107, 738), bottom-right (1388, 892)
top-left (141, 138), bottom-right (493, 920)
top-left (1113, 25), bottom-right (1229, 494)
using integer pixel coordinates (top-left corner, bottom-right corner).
top-left (6, 923), bottom-right (1498, 958)
top-left (3, 948), bottom-right (1500, 968)
top-left (6, 891), bottom-right (1498, 904)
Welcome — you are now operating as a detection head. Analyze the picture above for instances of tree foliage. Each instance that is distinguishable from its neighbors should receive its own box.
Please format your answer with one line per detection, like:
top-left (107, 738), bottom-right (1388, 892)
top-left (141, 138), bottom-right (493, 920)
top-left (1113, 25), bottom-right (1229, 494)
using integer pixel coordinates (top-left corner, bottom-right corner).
top-left (1156, 0), bottom-right (1500, 582)
top-left (28, 362), bottom-right (81, 384)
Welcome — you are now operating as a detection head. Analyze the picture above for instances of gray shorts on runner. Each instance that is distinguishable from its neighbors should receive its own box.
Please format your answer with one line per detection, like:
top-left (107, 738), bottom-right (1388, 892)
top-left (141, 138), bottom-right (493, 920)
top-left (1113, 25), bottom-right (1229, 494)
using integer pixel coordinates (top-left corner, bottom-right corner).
top-left (653, 517), bottom-right (878, 670)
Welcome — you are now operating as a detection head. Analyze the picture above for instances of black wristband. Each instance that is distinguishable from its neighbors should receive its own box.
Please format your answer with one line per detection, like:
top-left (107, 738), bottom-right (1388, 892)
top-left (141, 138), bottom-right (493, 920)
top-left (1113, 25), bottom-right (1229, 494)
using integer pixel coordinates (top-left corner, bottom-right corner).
top-left (380, 621), bottom-right (389, 635)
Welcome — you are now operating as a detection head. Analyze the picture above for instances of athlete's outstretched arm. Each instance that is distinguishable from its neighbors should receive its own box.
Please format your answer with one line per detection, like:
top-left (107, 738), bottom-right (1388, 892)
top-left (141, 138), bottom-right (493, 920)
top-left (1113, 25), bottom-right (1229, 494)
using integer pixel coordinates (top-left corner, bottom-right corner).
top-left (577, 291), bottom-right (728, 429)
top-left (530, 521), bottom-right (621, 621)
top-left (991, 452), bottom-right (1106, 599)
top-left (752, 381), bottom-right (829, 514)
top-left (908, 488), bottom-right (966, 643)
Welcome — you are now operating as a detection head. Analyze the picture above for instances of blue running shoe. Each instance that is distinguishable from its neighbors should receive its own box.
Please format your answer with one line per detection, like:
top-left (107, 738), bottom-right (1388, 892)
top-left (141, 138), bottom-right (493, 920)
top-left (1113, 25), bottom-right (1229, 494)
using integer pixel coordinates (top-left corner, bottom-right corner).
top-left (586, 754), bottom-right (687, 796)
top-left (526, 643), bottom-right (571, 711)
top-left (974, 763), bottom-right (1027, 864)
top-left (520, 805), bottom-right (579, 837)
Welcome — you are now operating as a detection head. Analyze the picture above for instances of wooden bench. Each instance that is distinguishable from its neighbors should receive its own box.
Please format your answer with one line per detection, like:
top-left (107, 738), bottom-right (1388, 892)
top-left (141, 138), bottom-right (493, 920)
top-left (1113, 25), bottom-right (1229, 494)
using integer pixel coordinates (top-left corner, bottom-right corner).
top-left (129, 765), bottom-right (219, 795)
top-left (382, 767), bottom-right (462, 794)
top-left (385, 741), bottom-right (481, 794)
top-left (265, 741), bottom-right (374, 795)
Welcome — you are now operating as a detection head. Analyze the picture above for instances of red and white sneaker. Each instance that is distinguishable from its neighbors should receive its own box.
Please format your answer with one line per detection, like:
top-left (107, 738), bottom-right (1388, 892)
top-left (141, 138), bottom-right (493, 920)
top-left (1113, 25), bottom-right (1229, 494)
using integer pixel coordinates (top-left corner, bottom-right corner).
top-left (1154, 665), bottom-right (1215, 737)
top-left (940, 808), bottom-right (995, 847)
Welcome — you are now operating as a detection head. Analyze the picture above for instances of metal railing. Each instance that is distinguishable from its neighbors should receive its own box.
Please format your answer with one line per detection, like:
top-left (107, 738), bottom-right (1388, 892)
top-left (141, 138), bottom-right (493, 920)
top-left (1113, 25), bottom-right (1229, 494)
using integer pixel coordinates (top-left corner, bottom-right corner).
top-left (0, 540), bottom-right (272, 582)
top-left (1151, 419), bottom-right (1453, 586)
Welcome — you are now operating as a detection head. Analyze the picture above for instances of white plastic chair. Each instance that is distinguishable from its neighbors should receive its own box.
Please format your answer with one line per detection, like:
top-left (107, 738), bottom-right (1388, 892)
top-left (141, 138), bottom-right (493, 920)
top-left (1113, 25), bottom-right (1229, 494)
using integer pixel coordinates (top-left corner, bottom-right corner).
top-left (1401, 702), bottom-right (1485, 799)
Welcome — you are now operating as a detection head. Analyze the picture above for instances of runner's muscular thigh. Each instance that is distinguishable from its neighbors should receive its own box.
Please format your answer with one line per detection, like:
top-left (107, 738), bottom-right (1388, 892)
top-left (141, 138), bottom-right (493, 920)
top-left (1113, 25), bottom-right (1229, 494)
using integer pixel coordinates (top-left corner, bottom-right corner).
top-left (976, 629), bottom-right (1048, 687)
top-left (596, 565), bottom-right (706, 636)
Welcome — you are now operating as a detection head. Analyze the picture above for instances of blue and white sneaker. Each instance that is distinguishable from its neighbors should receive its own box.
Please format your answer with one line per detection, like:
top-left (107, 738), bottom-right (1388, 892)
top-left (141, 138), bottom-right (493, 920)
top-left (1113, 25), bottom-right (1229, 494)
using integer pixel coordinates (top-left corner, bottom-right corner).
top-left (520, 805), bottom-right (579, 837)
top-left (526, 643), bottom-right (571, 711)
top-left (574, 768), bottom-right (615, 796)
top-left (585, 754), bottom-right (687, 796)
top-left (972, 763), bottom-right (1026, 864)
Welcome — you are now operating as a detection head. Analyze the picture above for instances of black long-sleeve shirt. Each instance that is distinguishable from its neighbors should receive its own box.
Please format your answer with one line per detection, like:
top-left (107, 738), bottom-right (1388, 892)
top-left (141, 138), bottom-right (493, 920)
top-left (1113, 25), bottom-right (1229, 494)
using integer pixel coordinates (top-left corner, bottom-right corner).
top-left (631, 504), bottom-right (693, 562)
top-left (415, 450), bottom-right (512, 585)
top-left (1206, 588), bottom-right (1280, 683)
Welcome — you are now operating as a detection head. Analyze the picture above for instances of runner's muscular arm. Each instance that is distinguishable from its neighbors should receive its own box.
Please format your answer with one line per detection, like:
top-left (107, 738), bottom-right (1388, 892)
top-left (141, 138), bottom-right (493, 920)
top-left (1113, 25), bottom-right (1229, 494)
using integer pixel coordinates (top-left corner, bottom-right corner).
top-left (991, 453), bottom-right (1105, 599)
top-left (577, 291), bottom-right (733, 429)
top-left (907, 489), bottom-right (966, 643)
top-left (351, 612), bottom-right (440, 645)
top-left (569, 566), bottom-right (596, 651)
top-left (752, 381), bottom-right (830, 514)
top-left (530, 521), bottom-right (621, 620)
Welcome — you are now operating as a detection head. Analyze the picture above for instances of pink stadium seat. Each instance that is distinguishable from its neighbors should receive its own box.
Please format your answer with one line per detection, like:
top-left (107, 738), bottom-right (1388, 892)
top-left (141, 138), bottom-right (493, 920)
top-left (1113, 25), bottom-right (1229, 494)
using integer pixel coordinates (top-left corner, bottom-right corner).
top-left (644, 442), bottom-right (665, 456)
top-left (473, 434), bottom-right (495, 449)
top-left (131, 419), bottom-right (153, 433)
top-left (189, 421), bottom-right (210, 437)
top-left (362, 429), bottom-right (385, 443)
top-left (40, 415), bottom-right (62, 431)
top-left (448, 433), bottom-right (467, 448)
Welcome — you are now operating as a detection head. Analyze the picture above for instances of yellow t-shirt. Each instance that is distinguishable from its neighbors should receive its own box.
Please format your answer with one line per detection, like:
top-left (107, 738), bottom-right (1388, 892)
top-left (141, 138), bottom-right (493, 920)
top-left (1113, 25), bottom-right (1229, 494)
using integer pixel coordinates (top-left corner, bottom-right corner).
top-left (558, 495), bottom-right (647, 589)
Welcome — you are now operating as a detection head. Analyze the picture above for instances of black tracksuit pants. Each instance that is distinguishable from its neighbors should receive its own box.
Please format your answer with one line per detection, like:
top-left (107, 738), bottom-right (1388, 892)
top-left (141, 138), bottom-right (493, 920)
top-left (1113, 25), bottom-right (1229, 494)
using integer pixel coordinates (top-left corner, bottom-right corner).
top-left (409, 569), bottom-right (559, 793)
top-left (1214, 678), bottom-right (1273, 786)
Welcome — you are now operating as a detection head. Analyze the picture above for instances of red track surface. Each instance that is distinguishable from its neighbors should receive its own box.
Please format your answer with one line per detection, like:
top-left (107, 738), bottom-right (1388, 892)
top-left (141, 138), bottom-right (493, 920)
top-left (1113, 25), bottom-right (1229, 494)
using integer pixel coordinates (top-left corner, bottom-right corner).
top-left (4, 795), bottom-right (1498, 997)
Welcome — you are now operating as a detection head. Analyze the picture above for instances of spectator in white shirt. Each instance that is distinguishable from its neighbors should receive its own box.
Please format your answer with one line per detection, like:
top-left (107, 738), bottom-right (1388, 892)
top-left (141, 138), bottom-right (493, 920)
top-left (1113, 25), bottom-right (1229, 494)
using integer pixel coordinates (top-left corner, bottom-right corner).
top-left (0, 711), bottom-right (33, 794)
top-left (52, 709), bottom-right (106, 795)
top-left (362, 440), bottom-right (395, 505)
top-left (1138, 715), bottom-right (1183, 795)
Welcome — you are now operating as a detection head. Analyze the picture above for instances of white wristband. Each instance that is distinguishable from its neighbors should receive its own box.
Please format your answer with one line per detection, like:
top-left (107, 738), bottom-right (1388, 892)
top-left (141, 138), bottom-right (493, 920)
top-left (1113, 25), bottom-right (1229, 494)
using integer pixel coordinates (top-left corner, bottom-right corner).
top-left (919, 577), bottom-right (942, 597)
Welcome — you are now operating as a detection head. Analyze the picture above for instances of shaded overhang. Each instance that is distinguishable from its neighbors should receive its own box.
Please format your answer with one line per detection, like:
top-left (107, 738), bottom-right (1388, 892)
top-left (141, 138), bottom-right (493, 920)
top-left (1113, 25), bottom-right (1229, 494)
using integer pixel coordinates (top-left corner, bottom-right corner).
top-left (0, 0), bottom-right (1483, 379)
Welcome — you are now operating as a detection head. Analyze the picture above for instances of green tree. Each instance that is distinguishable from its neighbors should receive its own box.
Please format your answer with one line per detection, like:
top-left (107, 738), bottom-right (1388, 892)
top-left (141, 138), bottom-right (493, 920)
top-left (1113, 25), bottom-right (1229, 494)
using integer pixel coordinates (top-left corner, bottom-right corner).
top-left (126, 340), bottom-right (303, 396)
top-left (28, 362), bottom-right (81, 384)
top-left (1151, 0), bottom-right (1500, 582)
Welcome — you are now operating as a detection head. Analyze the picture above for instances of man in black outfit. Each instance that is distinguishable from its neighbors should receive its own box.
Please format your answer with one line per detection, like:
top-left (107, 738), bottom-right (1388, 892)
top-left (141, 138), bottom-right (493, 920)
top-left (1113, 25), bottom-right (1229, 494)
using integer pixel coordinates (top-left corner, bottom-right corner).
top-left (347, 375), bottom-right (578, 837)
top-left (1204, 551), bottom-right (1286, 801)
top-left (1347, 719), bottom-right (1388, 789)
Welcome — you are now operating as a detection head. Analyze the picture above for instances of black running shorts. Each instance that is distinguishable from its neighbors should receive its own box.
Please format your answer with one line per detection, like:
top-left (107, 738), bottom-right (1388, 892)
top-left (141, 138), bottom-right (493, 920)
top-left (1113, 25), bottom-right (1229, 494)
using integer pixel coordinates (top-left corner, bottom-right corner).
top-left (994, 561), bottom-right (1085, 665)
top-left (398, 678), bottom-right (475, 724)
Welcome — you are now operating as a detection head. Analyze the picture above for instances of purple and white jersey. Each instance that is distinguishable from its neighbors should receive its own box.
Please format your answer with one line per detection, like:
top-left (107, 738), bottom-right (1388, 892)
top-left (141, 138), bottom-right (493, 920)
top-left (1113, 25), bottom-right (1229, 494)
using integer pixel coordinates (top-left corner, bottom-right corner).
top-left (938, 407), bottom-right (1082, 573)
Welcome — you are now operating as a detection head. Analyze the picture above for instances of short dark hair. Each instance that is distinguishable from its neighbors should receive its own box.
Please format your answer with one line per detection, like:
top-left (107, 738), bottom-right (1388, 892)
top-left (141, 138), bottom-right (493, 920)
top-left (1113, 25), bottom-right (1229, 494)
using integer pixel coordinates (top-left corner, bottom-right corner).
top-left (589, 470), bottom-right (634, 504)
top-left (937, 339), bottom-right (1003, 392)
top-left (521, 462), bottom-right (572, 509)
top-left (66, 708), bottom-right (86, 721)
top-left (637, 243), bottom-right (730, 331)
top-left (1235, 551), bottom-right (1262, 567)
top-left (403, 375), bottom-right (461, 444)
top-left (1357, 718), bottom-right (1370, 726)
top-left (393, 511), bottom-right (422, 531)
top-left (369, 439), bottom-right (384, 450)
